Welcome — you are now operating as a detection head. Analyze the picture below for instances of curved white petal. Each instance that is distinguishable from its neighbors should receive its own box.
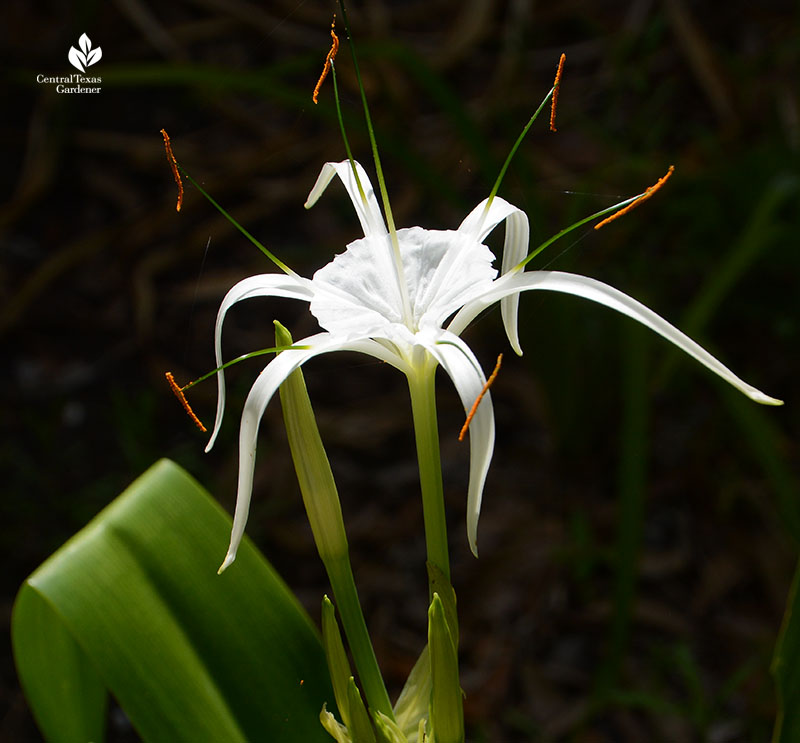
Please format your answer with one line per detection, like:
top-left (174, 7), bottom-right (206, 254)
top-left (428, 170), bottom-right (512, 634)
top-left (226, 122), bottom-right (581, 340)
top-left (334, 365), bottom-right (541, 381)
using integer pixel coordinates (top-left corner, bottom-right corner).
top-left (206, 273), bottom-right (315, 453)
top-left (304, 160), bottom-right (387, 238)
top-left (418, 330), bottom-right (496, 557)
top-left (449, 270), bottom-right (782, 405)
top-left (220, 332), bottom-right (407, 572)
top-left (459, 197), bottom-right (530, 355)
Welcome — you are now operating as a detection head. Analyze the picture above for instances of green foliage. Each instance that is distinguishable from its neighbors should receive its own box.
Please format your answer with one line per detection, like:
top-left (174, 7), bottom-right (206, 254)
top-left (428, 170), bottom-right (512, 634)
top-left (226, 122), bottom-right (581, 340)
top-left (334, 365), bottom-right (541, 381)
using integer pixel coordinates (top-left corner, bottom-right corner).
top-left (772, 556), bottom-right (800, 742)
top-left (12, 460), bottom-right (332, 743)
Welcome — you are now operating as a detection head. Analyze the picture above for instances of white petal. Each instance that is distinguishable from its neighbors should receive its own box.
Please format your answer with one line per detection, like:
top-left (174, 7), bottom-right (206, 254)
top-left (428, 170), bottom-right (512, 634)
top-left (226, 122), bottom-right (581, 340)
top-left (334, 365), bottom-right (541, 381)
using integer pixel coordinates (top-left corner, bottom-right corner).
top-left (420, 330), bottom-right (496, 557)
top-left (219, 332), bottom-right (405, 572)
top-left (304, 160), bottom-right (387, 238)
top-left (206, 273), bottom-right (315, 453)
top-left (449, 270), bottom-right (782, 405)
top-left (459, 197), bottom-right (530, 355)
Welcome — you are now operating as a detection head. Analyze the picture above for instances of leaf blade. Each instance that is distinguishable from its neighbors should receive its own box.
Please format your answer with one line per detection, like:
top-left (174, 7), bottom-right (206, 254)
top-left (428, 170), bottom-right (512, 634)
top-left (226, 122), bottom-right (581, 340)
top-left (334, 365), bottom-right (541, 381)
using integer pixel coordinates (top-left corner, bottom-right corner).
top-left (13, 459), bottom-right (333, 742)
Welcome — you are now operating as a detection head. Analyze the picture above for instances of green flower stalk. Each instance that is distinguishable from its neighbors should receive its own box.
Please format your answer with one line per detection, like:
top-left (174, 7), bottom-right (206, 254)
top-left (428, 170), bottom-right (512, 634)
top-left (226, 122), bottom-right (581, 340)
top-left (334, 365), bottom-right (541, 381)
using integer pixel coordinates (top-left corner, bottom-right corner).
top-left (275, 321), bottom-right (349, 564)
top-left (276, 322), bottom-right (393, 721)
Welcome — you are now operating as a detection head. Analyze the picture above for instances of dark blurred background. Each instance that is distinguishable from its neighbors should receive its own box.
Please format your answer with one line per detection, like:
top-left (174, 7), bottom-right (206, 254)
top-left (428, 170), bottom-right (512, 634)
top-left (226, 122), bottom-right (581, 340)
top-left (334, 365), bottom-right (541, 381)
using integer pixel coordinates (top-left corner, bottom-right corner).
top-left (2, 1), bottom-right (798, 741)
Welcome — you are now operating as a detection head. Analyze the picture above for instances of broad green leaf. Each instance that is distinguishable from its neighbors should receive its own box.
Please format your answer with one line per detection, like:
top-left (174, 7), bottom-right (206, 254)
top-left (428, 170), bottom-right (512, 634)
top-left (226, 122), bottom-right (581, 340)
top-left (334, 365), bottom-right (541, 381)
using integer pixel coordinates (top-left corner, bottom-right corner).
top-left (12, 459), bottom-right (333, 743)
top-left (12, 587), bottom-right (107, 742)
top-left (772, 555), bottom-right (800, 742)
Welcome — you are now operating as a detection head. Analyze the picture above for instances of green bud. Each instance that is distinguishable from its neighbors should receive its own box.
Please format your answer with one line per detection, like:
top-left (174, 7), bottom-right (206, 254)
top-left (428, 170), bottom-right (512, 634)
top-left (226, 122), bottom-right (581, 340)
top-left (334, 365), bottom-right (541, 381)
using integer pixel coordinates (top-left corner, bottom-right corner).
top-left (346, 677), bottom-right (377, 743)
top-left (320, 704), bottom-right (352, 743)
top-left (373, 711), bottom-right (411, 743)
top-left (321, 596), bottom-right (353, 730)
top-left (275, 321), bottom-right (349, 562)
top-left (428, 593), bottom-right (464, 743)
top-left (426, 561), bottom-right (458, 647)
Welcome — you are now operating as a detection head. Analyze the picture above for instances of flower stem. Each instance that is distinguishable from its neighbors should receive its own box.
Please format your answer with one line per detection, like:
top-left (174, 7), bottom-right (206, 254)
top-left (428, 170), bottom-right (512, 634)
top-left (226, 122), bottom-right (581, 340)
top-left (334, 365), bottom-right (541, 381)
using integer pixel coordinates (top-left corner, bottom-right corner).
top-left (325, 555), bottom-right (395, 721)
top-left (407, 367), bottom-right (451, 585)
top-left (276, 322), bottom-right (393, 721)
top-left (408, 365), bottom-right (464, 740)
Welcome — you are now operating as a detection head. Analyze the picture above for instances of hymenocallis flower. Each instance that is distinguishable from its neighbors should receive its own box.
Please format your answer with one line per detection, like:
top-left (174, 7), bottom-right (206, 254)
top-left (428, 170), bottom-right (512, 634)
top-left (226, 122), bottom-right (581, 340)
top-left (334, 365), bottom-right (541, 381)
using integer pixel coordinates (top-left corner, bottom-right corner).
top-left (205, 154), bottom-right (781, 572)
top-left (168, 22), bottom-right (780, 576)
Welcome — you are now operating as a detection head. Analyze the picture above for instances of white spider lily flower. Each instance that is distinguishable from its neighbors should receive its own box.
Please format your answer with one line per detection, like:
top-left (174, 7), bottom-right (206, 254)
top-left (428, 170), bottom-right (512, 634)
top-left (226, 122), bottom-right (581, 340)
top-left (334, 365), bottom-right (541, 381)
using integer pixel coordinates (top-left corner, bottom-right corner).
top-left (208, 159), bottom-right (781, 572)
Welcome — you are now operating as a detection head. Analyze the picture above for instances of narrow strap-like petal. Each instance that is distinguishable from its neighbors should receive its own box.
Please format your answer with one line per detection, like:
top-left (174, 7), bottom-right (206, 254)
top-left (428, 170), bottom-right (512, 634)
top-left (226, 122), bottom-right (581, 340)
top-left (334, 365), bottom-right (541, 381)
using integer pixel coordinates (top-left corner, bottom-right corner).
top-left (419, 330), bottom-right (496, 557)
top-left (304, 160), bottom-right (387, 238)
top-left (459, 197), bottom-right (529, 355)
top-left (449, 270), bottom-right (782, 405)
top-left (205, 274), bottom-right (315, 453)
top-left (220, 333), bottom-right (407, 572)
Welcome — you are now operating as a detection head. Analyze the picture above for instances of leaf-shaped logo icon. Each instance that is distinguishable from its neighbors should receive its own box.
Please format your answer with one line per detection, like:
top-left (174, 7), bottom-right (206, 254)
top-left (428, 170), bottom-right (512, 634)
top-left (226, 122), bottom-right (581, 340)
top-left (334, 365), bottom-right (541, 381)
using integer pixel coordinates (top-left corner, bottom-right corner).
top-left (68, 34), bottom-right (102, 72)
top-left (86, 47), bottom-right (102, 66)
top-left (68, 46), bottom-right (86, 72)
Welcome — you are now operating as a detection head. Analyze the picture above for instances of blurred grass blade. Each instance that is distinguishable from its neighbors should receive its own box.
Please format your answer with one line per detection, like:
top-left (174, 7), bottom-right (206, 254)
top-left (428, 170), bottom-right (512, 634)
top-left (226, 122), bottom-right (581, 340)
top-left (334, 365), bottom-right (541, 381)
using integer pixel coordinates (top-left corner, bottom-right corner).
top-left (12, 459), bottom-right (332, 743)
top-left (657, 176), bottom-right (796, 386)
top-left (594, 324), bottom-right (649, 701)
top-left (722, 387), bottom-right (800, 544)
top-left (681, 178), bottom-right (793, 333)
top-left (772, 556), bottom-right (800, 742)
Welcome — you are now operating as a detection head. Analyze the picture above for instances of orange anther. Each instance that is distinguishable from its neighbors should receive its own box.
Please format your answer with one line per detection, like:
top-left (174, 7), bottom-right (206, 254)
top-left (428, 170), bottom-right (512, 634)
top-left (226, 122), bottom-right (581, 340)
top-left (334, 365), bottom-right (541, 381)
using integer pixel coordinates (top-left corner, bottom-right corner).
top-left (459, 354), bottom-right (503, 442)
top-left (550, 53), bottom-right (566, 133)
top-left (165, 371), bottom-right (207, 432)
top-left (160, 129), bottom-right (183, 212)
top-left (594, 165), bottom-right (675, 230)
top-left (312, 16), bottom-right (340, 104)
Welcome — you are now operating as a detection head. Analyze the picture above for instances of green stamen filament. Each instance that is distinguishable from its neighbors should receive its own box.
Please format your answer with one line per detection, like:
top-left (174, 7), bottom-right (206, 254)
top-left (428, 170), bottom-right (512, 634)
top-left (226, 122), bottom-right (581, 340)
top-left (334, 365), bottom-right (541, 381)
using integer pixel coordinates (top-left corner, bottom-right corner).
top-left (182, 344), bottom-right (311, 391)
top-left (329, 61), bottom-right (371, 219)
top-left (336, 0), bottom-right (414, 328)
top-left (515, 183), bottom-right (666, 272)
top-left (479, 85), bottom-right (554, 236)
top-left (177, 166), bottom-right (296, 277)
top-left (475, 54), bottom-right (566, 238)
